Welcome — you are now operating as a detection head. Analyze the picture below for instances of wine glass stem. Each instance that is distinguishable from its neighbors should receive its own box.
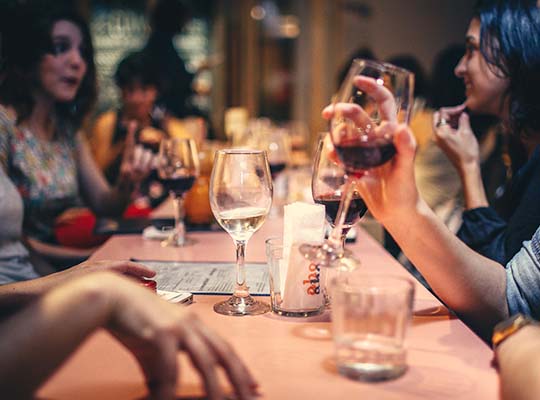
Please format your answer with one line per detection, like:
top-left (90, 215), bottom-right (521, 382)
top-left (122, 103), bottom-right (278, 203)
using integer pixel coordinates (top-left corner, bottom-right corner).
top-left (172, 195), bottom-right (186, 245)
top-left (234, 240), bottom-right (249, 297)
top-left (328, 179), bottom-right (355, 250)
top-left (340, 233), bottom-right (347, 250)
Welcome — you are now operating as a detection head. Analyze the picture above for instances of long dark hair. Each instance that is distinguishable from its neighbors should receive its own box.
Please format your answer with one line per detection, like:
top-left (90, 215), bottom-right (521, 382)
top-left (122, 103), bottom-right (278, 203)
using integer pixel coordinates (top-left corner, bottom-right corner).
top-left (474, 0), bottom-right (540, 138)
top-left (0, 4), bottom-right (97, 133)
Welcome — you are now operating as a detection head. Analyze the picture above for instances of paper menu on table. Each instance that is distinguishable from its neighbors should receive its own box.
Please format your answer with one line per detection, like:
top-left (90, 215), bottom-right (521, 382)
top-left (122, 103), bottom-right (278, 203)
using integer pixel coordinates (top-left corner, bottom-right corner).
top-left (135, 260), bottom-right (269, 295)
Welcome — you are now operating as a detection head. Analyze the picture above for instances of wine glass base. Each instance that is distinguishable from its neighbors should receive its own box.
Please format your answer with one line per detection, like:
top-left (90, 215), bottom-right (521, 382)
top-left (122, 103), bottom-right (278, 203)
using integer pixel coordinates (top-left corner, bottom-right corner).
top-left (160, 236), bottom-right (197, 247)
top-left (214, 294), bottom-right (270, 316)
top-left (299, 241), bottom-right (351, 267)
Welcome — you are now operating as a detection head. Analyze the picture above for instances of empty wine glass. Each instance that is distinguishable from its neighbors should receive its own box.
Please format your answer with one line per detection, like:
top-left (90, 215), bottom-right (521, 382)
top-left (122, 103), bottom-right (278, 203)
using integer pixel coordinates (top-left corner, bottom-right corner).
top-left (209, 149), bottom-right (273, 315)
top-left (302, 59), bottom-right (414, 266)
top-left (157, 138), bottom-right (199, 247)
top-left (312, 133), bottom-right (367, 250)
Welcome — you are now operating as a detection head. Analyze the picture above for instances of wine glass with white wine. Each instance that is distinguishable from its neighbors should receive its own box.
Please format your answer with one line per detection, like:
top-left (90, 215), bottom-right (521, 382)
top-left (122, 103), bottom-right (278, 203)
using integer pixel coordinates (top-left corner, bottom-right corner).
top-left (209, 149), bottom-right (273, 315)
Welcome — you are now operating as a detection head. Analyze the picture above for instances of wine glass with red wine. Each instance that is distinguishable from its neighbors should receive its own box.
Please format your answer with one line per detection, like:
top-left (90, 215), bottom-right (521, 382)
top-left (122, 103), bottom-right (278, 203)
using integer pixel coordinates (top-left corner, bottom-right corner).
top-left (262, 128), bottom-right (291, 179)
top-left (312, 133), bottom-right (367, 250)
top-left (302, 59), bottom-right (413, 265)
top-left (157, 138), bottom-right (199, 246)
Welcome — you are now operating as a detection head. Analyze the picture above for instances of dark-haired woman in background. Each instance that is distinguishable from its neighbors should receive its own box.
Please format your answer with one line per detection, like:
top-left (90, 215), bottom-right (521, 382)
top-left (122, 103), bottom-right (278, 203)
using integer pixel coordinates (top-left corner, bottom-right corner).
top-left (433, 0), bottom-right (540, 266)
top-left (0, 6), bottom-right (153, 267)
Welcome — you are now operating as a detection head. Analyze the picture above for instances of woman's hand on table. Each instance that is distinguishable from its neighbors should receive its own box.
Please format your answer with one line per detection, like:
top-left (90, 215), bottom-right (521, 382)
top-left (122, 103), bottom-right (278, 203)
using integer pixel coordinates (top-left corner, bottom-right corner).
top-left (103, 274), bottom-right (259, 400)
top-left (67, 259), bottom-right (156, 279)
top-left (0, 272), bottom-right (258, 399)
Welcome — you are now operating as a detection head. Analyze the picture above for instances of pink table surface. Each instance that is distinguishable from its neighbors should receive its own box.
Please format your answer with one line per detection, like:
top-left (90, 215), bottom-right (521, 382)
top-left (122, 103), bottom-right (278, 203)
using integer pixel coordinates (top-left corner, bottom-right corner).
top-left (38, 217), bottom-right (499, 399)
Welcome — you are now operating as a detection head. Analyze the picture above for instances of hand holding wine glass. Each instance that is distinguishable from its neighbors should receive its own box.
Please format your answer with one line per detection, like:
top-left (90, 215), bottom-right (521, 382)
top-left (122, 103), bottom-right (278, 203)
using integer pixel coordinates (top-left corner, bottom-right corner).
top-left (303, 59), bottom-right (414, 265)
top-left (209, 149), bottom-right (273, 315)
top-left (157, 138), bottom-right (199, 247)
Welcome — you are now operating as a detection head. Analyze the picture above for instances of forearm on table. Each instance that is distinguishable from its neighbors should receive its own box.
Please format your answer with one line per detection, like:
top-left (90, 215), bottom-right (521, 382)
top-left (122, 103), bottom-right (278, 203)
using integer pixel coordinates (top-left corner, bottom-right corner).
top-left (0, 267), bottom-right (93, 315)
top-left (78, 137), bottom-right (131, 216)
top-left (384, 200), bottom-right (508, 332)
top-left (0, 277), bottom-right (113, 397)
top-left (497, 325), bottom-right (540, 400)
top-left (26, 237), bottom-right (94, 263)
top-left (459, 161), bottom-right (489, 209)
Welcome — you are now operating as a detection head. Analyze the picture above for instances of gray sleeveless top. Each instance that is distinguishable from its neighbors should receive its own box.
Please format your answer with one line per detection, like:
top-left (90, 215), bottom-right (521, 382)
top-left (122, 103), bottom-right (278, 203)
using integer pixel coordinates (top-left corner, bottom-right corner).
top-left (0, 168), bottom-right (39, 284)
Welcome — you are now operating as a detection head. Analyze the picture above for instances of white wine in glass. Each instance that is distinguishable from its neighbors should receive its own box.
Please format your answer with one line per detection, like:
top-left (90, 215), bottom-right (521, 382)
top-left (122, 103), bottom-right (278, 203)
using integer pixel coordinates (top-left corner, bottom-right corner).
top-left (209, 149), bottom-right (273, 316)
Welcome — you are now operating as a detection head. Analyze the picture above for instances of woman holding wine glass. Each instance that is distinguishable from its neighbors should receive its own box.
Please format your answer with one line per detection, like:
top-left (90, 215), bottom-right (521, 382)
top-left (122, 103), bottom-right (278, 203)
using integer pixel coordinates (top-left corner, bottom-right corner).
top-left (209, 149), bottom-right (273, 316)
top-left (157, 138), bottom-right (199, 246)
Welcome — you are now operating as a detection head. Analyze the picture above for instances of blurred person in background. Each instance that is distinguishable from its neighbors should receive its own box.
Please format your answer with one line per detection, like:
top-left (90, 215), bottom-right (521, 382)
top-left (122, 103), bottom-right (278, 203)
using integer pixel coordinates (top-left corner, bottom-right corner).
top-left (142, 0), bottom-right (200, 119)
top-left (0, 5), bottom-right (153, 268)
top-left (91, 51), bottom-right (188, 185)
top-left (433, 0), bottom-right (540, 265)
top-left (90, 51), bottom-right (191, 213)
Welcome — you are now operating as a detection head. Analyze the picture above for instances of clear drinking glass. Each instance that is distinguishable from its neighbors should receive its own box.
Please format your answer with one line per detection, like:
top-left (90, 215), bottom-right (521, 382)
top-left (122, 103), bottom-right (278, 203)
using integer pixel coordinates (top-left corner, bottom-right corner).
top-left (302, 59), bottom-right (414, 266)
top-left (157, 138), bottom-right (199, 247)
top-left (209, 149), bottom-right (273, 315)
top-left (332, 274), bottom-right (415, 381)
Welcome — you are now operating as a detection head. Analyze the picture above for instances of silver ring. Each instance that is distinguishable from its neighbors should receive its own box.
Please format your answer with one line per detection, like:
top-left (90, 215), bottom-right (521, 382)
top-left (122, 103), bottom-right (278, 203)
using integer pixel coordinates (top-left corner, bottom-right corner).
top-left (436, 117), bottom-right (448, 128)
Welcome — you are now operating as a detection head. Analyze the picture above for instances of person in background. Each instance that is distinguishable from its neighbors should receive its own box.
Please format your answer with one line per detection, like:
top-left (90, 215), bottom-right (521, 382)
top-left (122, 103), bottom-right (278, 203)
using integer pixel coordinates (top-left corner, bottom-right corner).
top-left (141, 0), bottom-right (200, 119)
top-left (324, 0), bottom-right (540, 340)
top-left (430, 44), bottom-right (505, 207)
top-left (91, 51), bottom-right (189, 186)
top-left (0, 271), bottom-right (259, 399)
top-left (0, 5), bottom-right (154, 267)
top-left (0, 160), bottom-right (158, 285)
top-left (90, 51), bottom-right (190, 213)
top-left (433, 0), bottom-right (540, 265)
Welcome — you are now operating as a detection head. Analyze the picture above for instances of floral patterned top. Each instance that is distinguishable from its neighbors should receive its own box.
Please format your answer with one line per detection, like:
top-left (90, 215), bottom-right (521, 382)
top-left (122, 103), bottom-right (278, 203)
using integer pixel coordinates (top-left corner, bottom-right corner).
top-left (0, 107), bottom-right (82, 243)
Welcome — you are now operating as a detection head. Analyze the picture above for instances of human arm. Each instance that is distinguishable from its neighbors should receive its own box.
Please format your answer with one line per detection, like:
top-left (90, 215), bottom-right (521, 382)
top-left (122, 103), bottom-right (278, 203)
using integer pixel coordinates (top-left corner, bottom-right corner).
top-left (24, 236), bottom-right (95, 266)
top-left (0, 259), bottom-right (155, 316)
top-left (353, 126), bottom-right (508, 338)
top-left (433, 105), bottom-right (489, 209)
top-left (0, 272), bottom-right (258, 399)
top-left (89, 111), bottom-right (124, 171)
top-left (495, 324), bottom-right (540, 400)
top-left (77, 124), bottom-right (154, 216)
top-left (324, 87), bottom-right (508, 337)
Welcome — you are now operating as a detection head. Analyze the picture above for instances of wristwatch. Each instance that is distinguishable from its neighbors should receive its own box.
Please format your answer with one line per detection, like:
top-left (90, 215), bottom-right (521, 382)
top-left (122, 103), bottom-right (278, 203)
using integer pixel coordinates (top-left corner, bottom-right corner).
top-left (492, 313), bottom-right (538, 349)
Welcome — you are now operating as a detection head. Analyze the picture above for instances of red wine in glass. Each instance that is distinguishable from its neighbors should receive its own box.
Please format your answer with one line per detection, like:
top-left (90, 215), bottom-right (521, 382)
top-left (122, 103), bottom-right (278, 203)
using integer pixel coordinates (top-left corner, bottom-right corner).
top-left (314, 193), bottom-right (367, 230)
top-left (160, 175), bottom-right (196, 197)
top-left (334, 138), bottom-right (396, 174)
